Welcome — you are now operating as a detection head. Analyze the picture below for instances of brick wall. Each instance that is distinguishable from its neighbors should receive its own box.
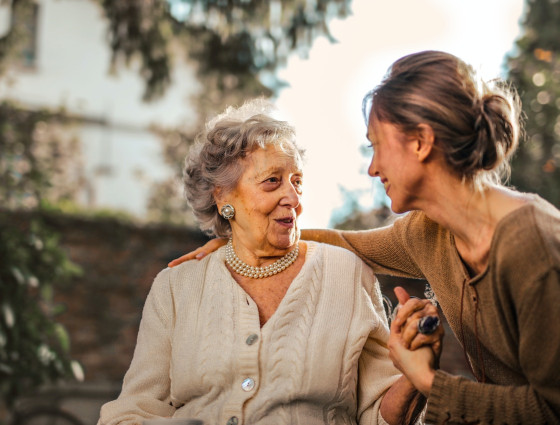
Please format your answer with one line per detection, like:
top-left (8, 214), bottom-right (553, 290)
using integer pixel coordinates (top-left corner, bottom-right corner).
top-left (7, 210), bottom-right (209, 384)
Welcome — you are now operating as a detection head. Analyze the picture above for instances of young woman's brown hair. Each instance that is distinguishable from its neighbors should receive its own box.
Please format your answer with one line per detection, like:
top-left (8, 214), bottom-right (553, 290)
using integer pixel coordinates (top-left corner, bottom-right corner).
top-left (363, 50), bottom-right (522, 188)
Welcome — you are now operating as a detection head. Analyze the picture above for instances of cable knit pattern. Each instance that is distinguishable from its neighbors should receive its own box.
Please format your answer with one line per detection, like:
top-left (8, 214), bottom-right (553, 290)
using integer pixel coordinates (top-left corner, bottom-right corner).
top-left (98, 242), bottom-right (401, 425)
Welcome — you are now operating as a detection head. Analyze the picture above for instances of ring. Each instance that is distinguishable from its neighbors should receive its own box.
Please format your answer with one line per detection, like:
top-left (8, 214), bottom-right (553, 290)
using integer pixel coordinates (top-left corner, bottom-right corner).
top-left (418, 316), bottom-right (440, 335)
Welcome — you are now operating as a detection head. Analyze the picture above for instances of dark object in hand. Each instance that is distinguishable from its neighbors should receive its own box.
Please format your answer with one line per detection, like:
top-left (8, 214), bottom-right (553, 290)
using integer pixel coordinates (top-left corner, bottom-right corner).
top-left (418, 316), bottom-right (440, 335)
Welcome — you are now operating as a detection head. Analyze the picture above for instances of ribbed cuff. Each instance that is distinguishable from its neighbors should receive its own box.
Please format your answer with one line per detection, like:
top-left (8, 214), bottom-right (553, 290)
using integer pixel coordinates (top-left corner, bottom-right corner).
top-left (425, 369), bottom-right (454, 424)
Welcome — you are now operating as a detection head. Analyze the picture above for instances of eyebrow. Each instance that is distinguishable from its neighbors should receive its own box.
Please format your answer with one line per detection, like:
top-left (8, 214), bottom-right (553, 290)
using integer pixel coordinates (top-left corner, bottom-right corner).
top-left (255, 166), bottom-right (303, 180)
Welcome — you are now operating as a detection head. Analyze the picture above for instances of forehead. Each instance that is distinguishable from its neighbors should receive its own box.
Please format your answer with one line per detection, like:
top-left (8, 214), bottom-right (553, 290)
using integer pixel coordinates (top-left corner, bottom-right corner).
top-left (367, 117), bottom-right (407, 143)
top-left (244, 144), bottom-right (303, 176)
top-left (366, 115), bottom-right (379, 141)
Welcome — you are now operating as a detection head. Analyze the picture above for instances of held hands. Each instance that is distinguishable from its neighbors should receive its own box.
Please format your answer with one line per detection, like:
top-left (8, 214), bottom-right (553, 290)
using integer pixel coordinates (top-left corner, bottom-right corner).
top-left (388, 286), bottom-right (444, 397)
top-left (168, 238), bottom-right (228, 267)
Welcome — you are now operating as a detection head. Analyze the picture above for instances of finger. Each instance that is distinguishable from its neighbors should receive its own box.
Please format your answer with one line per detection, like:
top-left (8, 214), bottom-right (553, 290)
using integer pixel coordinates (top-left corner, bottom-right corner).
top-left (389, 310), bottom-right (402, 336)
top-left (168, 253), bottom-right (196, 267)
top-left (195, 250), bottom-right (208, 260)
top-left (391, 286), bottom-right (412, 328)
top-left (408, 316), bottom-right (444, 348)
top-left (168, 238), bottom-right (227, 267)
top-left (393, 298), bottom-right (431, 329)
top-left (394, 286), bottom-right (410, 305)
top-left (409, 327), bottom-right (444, 351)
top-left (398, 304), bottom-right (439, 345)
top-left (168, 248), bottom-right (207, 267)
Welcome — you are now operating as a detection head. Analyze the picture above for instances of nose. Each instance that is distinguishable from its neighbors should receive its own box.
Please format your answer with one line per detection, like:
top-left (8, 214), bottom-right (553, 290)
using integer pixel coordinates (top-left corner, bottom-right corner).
top-left (280, 181), bottom-right (301, 209)
top-left (367, 153), bottom-right (378, 177)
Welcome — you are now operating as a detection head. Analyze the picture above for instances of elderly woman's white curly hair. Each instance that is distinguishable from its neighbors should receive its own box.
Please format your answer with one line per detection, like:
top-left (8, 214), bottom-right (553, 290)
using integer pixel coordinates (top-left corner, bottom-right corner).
top-left (183, 98), bottom-right (304, 237)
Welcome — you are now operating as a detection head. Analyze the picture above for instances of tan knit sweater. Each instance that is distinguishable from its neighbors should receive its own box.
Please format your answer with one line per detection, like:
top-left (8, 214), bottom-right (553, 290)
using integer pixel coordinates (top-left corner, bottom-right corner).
top-left (303, 195), bottom-right (560, 424)
top-left (98, 242), bottom-right (401, 425)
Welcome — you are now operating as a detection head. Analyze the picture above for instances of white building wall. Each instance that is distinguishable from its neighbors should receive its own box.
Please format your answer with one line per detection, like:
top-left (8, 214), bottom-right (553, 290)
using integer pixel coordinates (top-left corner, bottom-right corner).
top-left (0, 0), bottom-right (200, 216)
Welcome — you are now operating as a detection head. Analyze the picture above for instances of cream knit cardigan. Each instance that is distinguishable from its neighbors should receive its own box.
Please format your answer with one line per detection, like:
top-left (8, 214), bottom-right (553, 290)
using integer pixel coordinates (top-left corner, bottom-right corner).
top-left (99, 242), bottom-right (401, 425)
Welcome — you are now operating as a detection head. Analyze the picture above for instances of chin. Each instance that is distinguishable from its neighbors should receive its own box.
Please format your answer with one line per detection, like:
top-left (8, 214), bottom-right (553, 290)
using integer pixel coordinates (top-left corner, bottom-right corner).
top-left (273, 232), bottom-right (299, 250)
top-left (389, 199), bottom-right (410, 215)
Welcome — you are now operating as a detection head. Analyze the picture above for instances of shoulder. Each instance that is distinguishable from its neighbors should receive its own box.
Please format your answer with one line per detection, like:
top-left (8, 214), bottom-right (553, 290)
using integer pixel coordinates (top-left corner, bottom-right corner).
top-left (408, 210), bottom-right (449, 239)
top-left (528, 197), bottom-right (560, 263)
top-left (309, 241), bottom-right (377, 287)
top-left (314, 240), bottom-right (361, 258)
top-left (492, 197), bottom-right (560, 283)
top-left (311, 241), bottom-right (373, 270)
top-left (151, 249), bottom-right (223, 296)
top-left (495, 197), bottom-right (560, 264)
top-left (393, 210), bottom-right (451, 259)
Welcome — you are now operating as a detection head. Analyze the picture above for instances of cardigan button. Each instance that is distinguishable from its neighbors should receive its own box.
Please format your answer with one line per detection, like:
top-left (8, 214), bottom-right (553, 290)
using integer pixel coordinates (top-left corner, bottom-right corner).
top-left (226, 417), bottom-right (238, 425)
top-left (241, 377), bottom-right (255, 391)
top-left (245, 334), bottom-right (258, 345)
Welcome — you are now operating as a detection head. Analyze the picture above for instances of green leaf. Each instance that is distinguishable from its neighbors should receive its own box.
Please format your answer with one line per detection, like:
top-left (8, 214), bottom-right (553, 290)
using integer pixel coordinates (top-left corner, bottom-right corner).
top-left (54, 324), bottom-right (70, 352)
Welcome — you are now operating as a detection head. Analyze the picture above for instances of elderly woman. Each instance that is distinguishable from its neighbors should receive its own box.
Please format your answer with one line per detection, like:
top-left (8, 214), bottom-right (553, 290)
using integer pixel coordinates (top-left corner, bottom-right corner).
top-left (98, 100), bottom-right (434, 425)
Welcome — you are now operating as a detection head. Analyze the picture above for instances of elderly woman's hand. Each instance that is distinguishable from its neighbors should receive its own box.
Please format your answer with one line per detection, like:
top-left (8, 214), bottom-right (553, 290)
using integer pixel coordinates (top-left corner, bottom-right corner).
top-left (387, 286), bottom-right (444, 397)
top-left (391, 286), bottom-right (444, 354)
top-left (168, 238), bottom-right (228, 267)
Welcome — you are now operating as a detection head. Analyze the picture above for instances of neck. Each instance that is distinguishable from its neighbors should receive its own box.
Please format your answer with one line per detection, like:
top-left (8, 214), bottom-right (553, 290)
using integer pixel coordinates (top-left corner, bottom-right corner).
top-left (230, 236), bottom-right (298, 268)
top-left (422, 183), bottom-right (491, 243)
top-left (225, 238), bottom-right (300, 279)
top-left (414, 178), bottom-right (529, 274)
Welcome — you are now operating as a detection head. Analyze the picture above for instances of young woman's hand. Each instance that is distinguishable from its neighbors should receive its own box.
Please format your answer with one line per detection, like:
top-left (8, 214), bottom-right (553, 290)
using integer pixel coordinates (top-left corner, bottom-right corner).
top-left (168, 238), bottom-right (228, 267)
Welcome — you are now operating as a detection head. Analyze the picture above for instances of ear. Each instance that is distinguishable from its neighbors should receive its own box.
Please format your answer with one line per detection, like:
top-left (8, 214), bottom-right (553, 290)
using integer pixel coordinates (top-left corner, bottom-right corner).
top-left (414, 123), bottom-right (435, 162)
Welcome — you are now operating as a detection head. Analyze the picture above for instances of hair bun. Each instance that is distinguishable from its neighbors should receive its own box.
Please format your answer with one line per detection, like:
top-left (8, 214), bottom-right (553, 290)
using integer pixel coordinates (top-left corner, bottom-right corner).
top-left (472, 91), bottom-right (519, 174)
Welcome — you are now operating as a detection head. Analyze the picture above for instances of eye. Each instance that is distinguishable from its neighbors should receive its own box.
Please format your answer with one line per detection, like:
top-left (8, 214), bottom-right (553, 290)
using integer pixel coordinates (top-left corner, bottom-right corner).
top-left (262, 176), bottom-right (281, 191)
top-left (292, 177), bottom-right (303, 193)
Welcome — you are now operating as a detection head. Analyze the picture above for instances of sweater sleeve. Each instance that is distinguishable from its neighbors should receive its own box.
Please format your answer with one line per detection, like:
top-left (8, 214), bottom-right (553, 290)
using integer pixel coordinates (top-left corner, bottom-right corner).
top-left (426, 267), bottom-right (560, 424)
top-left (301, 212), bottom-right (424, 279)
top-left (354, 262), bottom-right (402, 425)
top-left (99, 269), bottom-right (176, 425)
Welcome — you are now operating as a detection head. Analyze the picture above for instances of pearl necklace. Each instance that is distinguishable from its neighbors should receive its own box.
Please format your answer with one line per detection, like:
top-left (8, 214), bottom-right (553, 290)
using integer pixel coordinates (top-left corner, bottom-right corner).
top-left (225, 238), bottom-right (299, 279)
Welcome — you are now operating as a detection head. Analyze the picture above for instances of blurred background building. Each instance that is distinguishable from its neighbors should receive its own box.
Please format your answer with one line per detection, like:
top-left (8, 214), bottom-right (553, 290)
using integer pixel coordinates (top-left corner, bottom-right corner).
top-left (0, 0), bottom-right (199, 218)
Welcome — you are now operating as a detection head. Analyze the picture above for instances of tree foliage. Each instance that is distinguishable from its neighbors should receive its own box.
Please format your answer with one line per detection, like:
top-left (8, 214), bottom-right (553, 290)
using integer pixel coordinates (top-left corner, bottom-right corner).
top-left (0, 214), bottom-right (83, 409)
top-left (0, 101), bottom-right (85, 410)
top-left (127, 0), bottom-right (353, 223)
top-left (0, 101), bottom-right (85, 210)
top-left (506, 0), bottom-right (560, 206)
top-left (101, 0), bottom-right (352, 100)
top-left (0, 0), bottom-right (36, 76)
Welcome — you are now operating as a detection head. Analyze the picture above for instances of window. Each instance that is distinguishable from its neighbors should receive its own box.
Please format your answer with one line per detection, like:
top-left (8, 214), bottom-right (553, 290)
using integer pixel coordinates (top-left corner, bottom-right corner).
top-left (12, 2), bottom-right (39, 69)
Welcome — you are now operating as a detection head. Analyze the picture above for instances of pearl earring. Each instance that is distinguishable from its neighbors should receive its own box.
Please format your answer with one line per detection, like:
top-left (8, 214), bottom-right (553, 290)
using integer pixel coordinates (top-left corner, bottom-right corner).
top-left (220, 204), bottom-right (235, 220)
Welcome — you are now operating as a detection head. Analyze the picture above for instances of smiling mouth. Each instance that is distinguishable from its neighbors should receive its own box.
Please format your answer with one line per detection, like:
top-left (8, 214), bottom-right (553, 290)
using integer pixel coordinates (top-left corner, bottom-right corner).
top-left (275, 217), bottom-right (295, 227)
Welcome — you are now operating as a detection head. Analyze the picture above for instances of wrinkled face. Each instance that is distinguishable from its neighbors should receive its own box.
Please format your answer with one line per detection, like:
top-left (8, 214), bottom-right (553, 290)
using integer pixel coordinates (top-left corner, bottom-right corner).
top-left (367, 117), bottom-right (422, 214)
top-left (222, 144), bottom-right (303, 257)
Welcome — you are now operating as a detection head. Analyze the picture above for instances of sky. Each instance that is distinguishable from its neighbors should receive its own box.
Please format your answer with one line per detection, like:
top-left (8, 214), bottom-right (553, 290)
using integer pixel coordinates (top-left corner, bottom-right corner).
top-left (274, 0), bottom-right (526, 229)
